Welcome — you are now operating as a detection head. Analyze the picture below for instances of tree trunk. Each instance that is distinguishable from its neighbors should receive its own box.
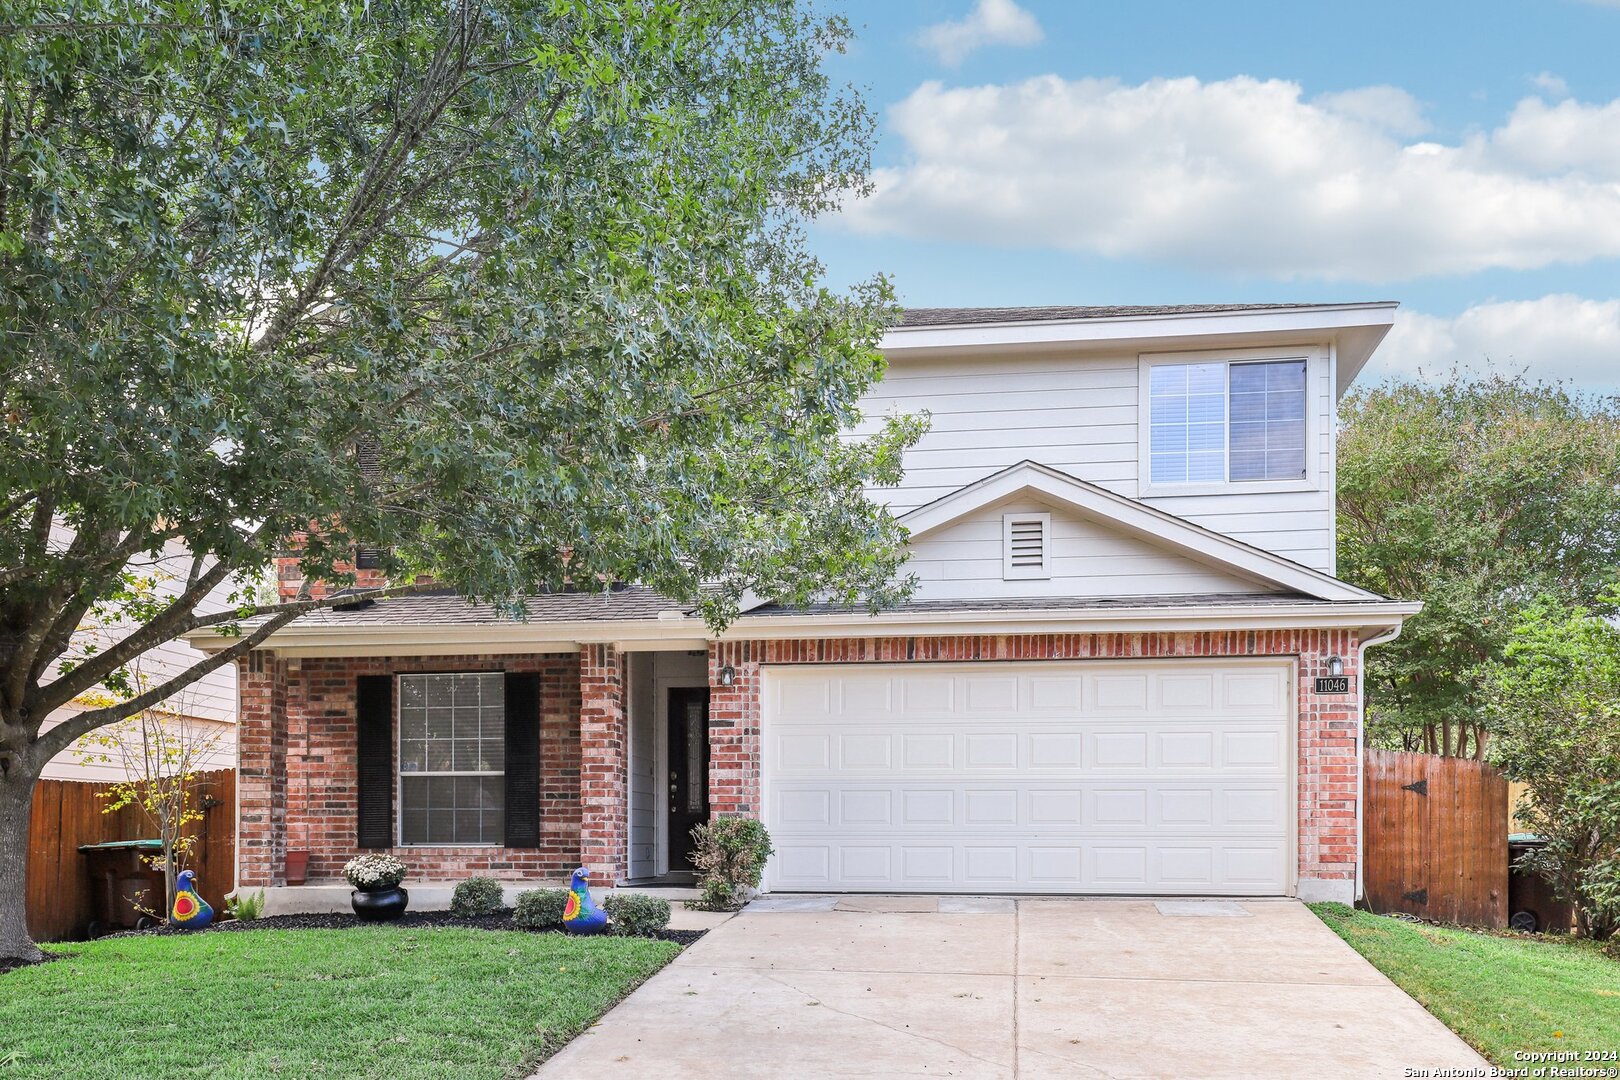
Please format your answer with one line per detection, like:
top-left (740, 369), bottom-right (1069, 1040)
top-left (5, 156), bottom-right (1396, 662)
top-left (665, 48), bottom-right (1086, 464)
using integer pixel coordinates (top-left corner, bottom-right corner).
top-left (0, 769), bottom-right (43, 964)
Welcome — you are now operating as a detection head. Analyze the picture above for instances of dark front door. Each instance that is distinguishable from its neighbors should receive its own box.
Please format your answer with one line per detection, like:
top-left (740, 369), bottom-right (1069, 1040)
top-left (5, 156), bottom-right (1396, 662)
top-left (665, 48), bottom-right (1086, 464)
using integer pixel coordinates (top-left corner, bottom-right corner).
top-left (667, 687), bottom-right (711, 872)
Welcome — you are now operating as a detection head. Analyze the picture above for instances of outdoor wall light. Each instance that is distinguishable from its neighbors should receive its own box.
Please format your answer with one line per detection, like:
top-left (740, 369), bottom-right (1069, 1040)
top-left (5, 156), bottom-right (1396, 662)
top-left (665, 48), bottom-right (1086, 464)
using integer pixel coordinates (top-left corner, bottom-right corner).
top-left (1327, 655), bottom-right (1345, 677)
top-left (718, 664), bottom-right (736, 687)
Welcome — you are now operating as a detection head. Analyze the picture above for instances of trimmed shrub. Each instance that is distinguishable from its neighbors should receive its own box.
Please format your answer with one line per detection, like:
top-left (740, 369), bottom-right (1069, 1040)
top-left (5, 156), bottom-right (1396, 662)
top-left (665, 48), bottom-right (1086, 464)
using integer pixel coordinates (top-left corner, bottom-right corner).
top-left (514, 888), bottom-right (569, 929)
top-left (604, 892), bottom-right (671, 937)
top-left (689, 817), bottom-right (773, 911)
top-left (450, 876), bottom-right (505, 918)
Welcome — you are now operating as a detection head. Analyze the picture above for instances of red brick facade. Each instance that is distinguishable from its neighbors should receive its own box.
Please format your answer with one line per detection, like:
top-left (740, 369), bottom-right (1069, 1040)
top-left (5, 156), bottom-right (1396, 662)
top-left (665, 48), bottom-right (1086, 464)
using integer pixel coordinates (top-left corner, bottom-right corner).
top-left (239, 651), bottom-right (581, 886)
top-left (578, 644), bottom-right (629, 884)
top-left (238, 627), bottom-right (1363, 895)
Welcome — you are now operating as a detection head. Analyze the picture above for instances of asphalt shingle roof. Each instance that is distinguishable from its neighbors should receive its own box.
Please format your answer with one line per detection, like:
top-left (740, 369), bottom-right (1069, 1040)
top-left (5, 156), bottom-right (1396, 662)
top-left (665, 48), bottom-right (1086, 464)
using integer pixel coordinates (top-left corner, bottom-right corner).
top-left (293, 585), bottom-right (691, 626)
top-left (285, 588), bottom-right (1362, 628)
top-left (896, 303), bottom-right (1387, 328)
top-left (739, 592), bottom-right (1339, 617)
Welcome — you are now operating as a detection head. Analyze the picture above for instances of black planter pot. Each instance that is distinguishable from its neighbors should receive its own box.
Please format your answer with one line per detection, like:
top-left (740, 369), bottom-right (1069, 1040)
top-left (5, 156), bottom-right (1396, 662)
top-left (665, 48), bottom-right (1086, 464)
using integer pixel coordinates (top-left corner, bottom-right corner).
top-left (351, 885), bottom-right (409, 922)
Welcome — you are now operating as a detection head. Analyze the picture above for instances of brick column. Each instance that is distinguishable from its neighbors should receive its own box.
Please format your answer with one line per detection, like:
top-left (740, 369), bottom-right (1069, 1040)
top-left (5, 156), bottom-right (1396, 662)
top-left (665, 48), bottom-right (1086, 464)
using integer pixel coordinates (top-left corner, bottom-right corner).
top-left (578, 644), bottom-right (628, 883)
top-left (708, 642), bottom-right (762, 819)
top-left (1295, 628), bottom-right (1362, 903)
top-left (237, 649), bottom-right (288, 887)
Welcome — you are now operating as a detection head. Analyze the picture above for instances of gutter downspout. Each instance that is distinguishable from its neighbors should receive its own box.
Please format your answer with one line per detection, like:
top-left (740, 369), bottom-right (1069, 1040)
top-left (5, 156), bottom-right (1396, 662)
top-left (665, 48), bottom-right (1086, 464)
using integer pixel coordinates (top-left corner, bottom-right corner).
top-left (1355, 623), bottom-right (1405, 904)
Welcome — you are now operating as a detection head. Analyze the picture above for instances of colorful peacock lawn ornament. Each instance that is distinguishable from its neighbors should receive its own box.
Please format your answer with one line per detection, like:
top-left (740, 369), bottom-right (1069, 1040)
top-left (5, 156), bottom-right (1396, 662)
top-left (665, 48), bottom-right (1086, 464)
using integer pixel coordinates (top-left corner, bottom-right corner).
top-left (170, 869), bottom-right (214, 930)
top-left (561, 867), bottom-right (608, 935)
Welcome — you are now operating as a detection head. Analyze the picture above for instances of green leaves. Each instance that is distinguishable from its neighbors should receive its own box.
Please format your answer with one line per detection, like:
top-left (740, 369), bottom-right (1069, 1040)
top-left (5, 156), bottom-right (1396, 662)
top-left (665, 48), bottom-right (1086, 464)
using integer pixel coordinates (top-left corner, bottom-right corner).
top-left (1337, 375), bottom-right (1620, 755)
top-left (1483, 599), bottom-right (1620, 938)
top-left (0, 2), bottom-right (915, 720)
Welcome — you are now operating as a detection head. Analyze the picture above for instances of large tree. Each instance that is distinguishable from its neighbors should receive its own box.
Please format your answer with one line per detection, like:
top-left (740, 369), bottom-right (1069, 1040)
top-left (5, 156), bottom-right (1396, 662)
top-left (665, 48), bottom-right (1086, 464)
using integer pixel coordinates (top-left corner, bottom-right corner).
top-left (1336, 375), bottom-right (1620, 757)
top-left (0, 1), bottom-right (923, 962)
top-left (1484, 596), bottom-right (1620, 940)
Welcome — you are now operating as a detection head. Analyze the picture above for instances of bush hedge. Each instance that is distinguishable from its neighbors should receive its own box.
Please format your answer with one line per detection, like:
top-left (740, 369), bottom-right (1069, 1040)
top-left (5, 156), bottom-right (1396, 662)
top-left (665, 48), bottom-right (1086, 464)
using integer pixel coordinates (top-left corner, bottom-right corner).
top-left (513, 888), bottom-right (569, 929)
top-left (604, 893), bottom-right (671, 936)
top-left (450, 876), bottom-right (505, 918)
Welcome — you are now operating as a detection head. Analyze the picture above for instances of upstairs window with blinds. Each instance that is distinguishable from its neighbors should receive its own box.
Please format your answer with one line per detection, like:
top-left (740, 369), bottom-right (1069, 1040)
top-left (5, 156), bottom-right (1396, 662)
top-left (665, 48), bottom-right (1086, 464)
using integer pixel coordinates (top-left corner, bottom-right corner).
top-left (1148, 359), bottom-right (1308, 486)
top-left (397, 673), bottom-right (505, 845)
top-left (1003, 512), bottom-right (1051, 580)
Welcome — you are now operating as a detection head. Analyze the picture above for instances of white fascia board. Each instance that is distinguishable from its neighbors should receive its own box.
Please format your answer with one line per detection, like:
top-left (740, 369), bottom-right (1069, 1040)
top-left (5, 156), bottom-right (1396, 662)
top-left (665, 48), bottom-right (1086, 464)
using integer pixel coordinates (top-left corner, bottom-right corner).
top-left (897, 461), bottom-right (1379, 602)
top-left (882, 303), bottom-right (1397, 354)
top-left (720, 600), bottom-right (1422, 639)
top-left (190, 600), bottom-right (1420, 657)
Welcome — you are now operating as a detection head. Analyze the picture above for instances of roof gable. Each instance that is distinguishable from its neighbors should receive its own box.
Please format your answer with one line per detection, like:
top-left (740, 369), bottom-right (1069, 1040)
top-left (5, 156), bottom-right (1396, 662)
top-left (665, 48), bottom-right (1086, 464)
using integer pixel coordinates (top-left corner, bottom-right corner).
top-left (897, 461), bottom-right (1380, 603)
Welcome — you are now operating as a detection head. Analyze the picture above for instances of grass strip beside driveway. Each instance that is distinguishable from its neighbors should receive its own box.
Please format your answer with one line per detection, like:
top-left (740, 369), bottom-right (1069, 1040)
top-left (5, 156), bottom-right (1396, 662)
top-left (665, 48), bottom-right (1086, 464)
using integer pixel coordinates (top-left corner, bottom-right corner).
top-left (0, 927), bottom-right (678, 1080)
top-left (1310, 902), bottom-right (1620, 1067)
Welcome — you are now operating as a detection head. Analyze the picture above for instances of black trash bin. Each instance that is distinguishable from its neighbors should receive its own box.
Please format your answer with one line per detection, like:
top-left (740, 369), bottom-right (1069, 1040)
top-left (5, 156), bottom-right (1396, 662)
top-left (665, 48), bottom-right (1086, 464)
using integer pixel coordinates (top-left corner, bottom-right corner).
top-left (1507, 834), bottom-right (1575, 933)
top-left (78, 839), bottom-right (166, 938)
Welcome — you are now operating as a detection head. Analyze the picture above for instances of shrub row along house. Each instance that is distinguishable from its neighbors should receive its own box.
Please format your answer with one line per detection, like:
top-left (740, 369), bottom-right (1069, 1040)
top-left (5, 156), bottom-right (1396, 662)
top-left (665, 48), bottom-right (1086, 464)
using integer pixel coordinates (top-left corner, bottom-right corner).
top-left (187, 303), bottom-right (1419, 906)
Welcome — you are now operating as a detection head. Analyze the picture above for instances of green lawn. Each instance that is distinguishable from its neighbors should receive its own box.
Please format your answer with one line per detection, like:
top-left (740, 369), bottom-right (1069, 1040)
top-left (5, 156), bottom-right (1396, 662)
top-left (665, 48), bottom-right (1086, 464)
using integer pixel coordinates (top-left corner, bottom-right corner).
top-left (0, 927), bottom-right (679, 1080)
top-left (1310, 902), bottom-right (1620, 1066)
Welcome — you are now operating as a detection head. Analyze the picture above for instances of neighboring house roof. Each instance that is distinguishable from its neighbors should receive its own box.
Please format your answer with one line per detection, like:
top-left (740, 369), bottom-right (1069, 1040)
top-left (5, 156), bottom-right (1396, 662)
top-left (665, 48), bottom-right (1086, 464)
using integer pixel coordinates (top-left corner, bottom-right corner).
top-left (897, 303), bottom-right (1386, 328)
top-left (893, 460), bottom-right (1384, 604)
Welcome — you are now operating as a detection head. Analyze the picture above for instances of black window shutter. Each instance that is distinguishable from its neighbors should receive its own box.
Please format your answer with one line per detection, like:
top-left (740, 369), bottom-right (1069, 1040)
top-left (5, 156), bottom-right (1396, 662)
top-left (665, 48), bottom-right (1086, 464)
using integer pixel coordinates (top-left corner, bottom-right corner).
top-left (504, 672), bottom-right (542, 848)
top-left (355, 675), bottom-right (394, 848)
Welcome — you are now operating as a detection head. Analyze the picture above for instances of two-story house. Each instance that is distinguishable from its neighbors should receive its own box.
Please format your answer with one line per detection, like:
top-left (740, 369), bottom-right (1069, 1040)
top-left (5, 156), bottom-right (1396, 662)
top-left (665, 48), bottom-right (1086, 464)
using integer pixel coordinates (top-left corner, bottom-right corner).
top-left (197, 302), bottom-right (1419, 907)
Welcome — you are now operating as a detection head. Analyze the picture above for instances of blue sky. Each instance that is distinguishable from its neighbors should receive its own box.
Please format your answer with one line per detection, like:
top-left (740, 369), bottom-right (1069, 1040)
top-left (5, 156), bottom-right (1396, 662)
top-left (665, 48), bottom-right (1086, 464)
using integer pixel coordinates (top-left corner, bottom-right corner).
top-left (813, 0), bottom-right (1620, 391)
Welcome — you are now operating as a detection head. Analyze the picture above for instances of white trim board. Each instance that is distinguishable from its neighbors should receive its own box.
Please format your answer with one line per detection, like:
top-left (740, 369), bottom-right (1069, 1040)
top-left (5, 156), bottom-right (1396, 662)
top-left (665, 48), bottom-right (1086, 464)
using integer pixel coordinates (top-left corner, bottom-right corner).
top-left (880, 303), bottom-right (1396, 399)
top-left (185, 599), bottom-right (1420, 657)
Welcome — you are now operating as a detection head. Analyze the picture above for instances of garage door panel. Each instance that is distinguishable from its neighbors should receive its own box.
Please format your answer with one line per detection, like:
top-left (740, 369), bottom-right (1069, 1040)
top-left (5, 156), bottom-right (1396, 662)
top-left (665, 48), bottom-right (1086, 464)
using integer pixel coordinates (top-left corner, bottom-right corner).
top-left (770, 838), bottom-right (1291, 893)
top-left (764, 661), bottom-right (1292, 895)
top-left (772, 780), bottom-right (1288, 833)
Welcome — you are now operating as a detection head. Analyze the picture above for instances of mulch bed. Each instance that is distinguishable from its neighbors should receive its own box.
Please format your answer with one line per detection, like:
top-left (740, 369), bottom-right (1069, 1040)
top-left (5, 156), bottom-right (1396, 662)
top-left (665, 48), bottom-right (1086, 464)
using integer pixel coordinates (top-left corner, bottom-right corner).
top-left (102, 908), bottom-right (705, 946)
top-left (0, 952), bottom-right (64, 974)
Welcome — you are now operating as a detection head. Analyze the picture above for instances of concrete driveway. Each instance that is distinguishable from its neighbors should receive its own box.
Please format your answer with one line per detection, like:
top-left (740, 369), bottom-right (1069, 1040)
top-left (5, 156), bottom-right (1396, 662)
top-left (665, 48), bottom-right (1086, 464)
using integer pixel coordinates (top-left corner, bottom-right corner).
top-left (535, 897), bottom-right (1487, 1079)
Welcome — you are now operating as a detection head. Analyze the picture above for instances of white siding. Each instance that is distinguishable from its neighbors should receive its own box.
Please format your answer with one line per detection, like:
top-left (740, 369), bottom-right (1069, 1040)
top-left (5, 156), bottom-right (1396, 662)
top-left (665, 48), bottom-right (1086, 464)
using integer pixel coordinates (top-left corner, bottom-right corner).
top-left (41, 711), bottom-right (236, 782)
top-left (906, 497), bottom-right (1278, 602)
top-left (41, 534), bottom-right (243, 781)
top-left (856, 344), bottom-right (1338, 574)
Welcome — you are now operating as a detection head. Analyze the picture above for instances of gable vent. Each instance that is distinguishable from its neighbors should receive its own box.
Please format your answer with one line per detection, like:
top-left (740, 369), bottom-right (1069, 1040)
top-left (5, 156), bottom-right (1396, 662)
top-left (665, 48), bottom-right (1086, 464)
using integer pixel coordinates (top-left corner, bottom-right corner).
top-left (1002, 512), bottom-right (1051, 580)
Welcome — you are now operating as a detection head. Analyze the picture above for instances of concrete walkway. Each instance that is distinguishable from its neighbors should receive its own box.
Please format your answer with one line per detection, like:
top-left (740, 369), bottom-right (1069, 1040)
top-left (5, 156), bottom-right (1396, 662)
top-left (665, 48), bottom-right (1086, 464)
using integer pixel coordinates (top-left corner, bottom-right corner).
top-left (535, 897), bottom-right (1488, 1079)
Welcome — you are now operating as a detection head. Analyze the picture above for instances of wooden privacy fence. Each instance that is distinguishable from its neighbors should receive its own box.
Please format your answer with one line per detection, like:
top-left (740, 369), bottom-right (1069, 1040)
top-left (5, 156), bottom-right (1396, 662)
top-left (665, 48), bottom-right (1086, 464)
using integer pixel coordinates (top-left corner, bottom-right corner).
top-left (26, 769), bottom-right (235, 942)
top-left (1363, 749), bottom-right (1508, 928)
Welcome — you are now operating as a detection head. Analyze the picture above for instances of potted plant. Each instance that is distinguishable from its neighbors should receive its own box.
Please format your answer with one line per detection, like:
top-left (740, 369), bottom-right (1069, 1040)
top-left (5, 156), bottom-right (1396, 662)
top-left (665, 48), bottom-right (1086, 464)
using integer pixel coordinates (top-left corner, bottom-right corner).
top-left (343, 854), bottom-right (409, 921)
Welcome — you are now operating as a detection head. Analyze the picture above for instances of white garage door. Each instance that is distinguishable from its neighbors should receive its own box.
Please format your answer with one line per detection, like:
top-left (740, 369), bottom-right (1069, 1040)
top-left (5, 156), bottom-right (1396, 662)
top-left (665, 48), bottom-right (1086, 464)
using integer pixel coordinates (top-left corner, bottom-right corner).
top-left (763, 660), bottom-right (1293, 895)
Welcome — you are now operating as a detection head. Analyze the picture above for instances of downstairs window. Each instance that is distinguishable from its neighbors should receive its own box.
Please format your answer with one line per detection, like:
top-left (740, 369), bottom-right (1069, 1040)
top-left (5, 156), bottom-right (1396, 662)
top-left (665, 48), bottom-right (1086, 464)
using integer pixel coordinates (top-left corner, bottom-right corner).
top-left (397, 672), bottom-right (505, 845)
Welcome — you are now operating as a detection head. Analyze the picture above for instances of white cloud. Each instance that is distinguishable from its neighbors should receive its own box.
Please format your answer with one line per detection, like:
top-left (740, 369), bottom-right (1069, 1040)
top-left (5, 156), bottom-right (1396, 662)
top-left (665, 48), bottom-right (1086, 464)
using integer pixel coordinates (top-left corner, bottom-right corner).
top-left (1529, 71), bottom-right (1569, 97)
top-left (1370, 295), bottom-right (1620, 391)
top-left (1315, 85), bottom-right (1430, 137)
top-left (1491, 96), bottom-right (1620, 176)
top-left (840, 75), bottom-right (1620, 280)
top-left (917, 0), bottom-right (1043, 67)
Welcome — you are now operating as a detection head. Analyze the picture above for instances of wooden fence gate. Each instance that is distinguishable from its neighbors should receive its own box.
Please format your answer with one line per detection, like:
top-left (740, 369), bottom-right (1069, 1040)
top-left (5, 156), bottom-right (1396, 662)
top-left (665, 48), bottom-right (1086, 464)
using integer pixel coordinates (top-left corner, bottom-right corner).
top-left (26, 770), bottom-right (236, 942)
top-left (1363, 749), bottom-right (1508, 928)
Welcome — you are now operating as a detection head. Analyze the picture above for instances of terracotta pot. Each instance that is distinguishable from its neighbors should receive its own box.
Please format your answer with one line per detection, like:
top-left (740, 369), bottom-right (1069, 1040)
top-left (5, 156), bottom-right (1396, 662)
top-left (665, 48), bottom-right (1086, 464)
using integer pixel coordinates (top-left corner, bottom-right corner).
top-left (285, 850), bottom-right (310, 886)
top-left (351, 886), bottom-right (409, 922)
